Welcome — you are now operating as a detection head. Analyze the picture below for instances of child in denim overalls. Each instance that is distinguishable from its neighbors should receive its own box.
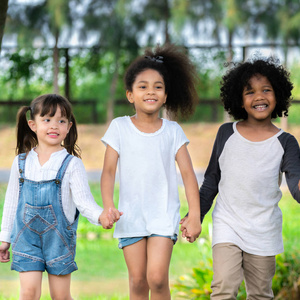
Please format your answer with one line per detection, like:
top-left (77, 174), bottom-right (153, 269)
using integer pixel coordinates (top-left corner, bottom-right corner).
top-left (0, 94), bottom-right (121, 299)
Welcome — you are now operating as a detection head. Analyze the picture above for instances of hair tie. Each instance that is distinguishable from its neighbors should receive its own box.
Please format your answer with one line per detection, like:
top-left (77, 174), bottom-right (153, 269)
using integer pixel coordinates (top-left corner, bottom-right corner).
top-left (28, 106), bottom-right (32, 111)
top-left (145, 55), bottom-right (164, 63)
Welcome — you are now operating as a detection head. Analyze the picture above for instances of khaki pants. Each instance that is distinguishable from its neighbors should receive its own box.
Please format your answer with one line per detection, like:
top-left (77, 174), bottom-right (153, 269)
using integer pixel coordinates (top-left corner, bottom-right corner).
top-left (211, 243), bottom-right (276, 300)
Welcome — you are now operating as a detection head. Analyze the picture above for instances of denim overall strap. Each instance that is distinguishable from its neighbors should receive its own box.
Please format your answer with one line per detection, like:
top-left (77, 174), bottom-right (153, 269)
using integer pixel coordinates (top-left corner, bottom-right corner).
top-left (18, 153), bottom-right (27, 180)
top-left (55, 153), bottom-right (73, 183)
top-left (55, 154), bottom-right (80, 225)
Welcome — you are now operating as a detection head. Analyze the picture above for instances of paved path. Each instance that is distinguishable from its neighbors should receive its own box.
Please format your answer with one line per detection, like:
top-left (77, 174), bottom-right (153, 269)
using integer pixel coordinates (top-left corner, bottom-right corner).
top-left (0, 168), bottom-right (205, 185)
top-left (0, 169), bottom-right (10, 183)
top-left (0, 168), bottom-right (287, 187)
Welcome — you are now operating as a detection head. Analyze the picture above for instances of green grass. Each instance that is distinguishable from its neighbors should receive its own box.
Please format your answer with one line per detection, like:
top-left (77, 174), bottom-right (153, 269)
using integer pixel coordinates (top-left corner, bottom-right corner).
top-left (0, 184), bottom-right (299, 299)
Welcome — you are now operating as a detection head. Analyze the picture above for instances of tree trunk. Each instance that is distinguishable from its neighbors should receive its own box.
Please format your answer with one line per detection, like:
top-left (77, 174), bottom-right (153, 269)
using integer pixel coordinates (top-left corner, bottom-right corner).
top-left (53, 29), bottom-right (60, 94)
top-left (227, 30), bottom-right (233, 63)
top-left (64, 48), bottom-right (70, 100)
top-left (223, 29), bottom-right (234, 122)
top-left (0, 0), bottom-right (9, 52)
top-left (106, 60), bottom-right (119, 123)
top-left (163, 0), bottom-right (170, 44)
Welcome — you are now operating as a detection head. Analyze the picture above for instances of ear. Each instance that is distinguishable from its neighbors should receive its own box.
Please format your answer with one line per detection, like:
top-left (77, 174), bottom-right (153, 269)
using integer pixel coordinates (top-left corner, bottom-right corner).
top-left (126, 90), bottom-right (134, 104)
top-left (28, 120), bottom-right (37, 132)
top-left (67, 122), bottom-right (73, 133)
top-left (163, 94), bottom-right (167, 104)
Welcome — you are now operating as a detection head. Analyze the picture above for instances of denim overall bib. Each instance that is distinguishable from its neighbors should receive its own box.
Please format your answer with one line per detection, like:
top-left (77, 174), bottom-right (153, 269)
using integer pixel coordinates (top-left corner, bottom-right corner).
top-left (10, 153), bottom-right (79, 275)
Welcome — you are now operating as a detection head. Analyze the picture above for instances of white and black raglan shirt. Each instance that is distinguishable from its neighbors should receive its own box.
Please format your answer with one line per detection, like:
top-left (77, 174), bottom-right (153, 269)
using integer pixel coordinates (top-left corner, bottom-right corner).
top-left (200, 121), bottom-right (300, 256)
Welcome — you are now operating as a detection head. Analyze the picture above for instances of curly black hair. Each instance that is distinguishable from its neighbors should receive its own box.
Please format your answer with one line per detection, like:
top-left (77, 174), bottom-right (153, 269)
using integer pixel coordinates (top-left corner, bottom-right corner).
top-left (124, 44), bottom-right (199, 119)
top-left (220, 56), bottom-right (293, 120)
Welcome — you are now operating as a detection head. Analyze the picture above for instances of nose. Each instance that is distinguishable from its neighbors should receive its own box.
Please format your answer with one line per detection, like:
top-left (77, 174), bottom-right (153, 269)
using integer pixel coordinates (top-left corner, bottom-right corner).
top-left (51, 123), bottom-right (58, 129)
top-left (254, 91), bottom-right (264, 101)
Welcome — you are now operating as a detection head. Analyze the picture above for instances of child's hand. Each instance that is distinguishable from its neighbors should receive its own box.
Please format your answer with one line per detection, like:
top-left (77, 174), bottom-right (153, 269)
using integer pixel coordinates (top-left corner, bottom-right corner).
top-left (180, 216), bottom-right (201, 243)
top-left (0, 242), bottom-right (10, 263)
top-left (99, 208), bottom-right (123, 229)
top-left (179, 215), bottom-right (188, 239)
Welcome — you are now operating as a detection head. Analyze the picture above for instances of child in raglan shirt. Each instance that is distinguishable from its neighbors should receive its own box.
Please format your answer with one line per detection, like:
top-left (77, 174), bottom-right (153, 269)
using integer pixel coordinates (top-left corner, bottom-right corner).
top-left (182, 57), bottom-right (300, 299)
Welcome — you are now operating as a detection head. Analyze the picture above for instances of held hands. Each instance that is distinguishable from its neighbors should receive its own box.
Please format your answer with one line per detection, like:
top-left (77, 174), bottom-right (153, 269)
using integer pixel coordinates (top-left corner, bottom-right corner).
top-left (180, 215), bottom-right (202, 243)
top-left (0, 242), bottom-right (10, 263)
top-left (99, 207), bottom-right (123, 229)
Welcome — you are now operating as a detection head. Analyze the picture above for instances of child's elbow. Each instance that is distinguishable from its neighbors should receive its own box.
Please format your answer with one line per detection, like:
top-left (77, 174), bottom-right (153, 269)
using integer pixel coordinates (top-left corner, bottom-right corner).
top-left (291, 185), bottom-right (300, 203)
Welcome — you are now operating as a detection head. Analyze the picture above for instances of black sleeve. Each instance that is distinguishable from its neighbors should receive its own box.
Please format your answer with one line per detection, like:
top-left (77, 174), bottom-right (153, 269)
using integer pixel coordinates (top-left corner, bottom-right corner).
top-left (278, 133), bottom-right (300, 203)
top-left (200, 122), bottom-right (234, 222)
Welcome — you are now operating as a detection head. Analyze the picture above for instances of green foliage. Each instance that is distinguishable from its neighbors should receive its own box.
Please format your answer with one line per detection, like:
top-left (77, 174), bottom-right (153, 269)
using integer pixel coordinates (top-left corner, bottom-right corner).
top-left (173, 238), bottom-right (213, 299)
top-left (1, 49), bottom-right (52, 100)
top-left (273, 252), bottom-right (300, 298)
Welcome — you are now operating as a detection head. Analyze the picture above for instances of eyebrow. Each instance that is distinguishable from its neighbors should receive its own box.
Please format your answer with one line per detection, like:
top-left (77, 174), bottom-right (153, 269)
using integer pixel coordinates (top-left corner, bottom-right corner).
top-left (137, 80), bottom-right (164, 84)
top-left (244, 84), bottom-right (272, 91)
top-left (244, 84), bottom-right (252, 91)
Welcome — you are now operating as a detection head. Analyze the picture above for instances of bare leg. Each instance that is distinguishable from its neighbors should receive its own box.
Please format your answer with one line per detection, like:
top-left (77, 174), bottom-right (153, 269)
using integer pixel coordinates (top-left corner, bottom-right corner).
top-left (123, 238), bottom-right (149, 300)
top-left (48, 273), bottom-right (73, 300)
top-left (147, 236), bottom-right (173, 300)
top-left (19, 271), bottom-right (43, 300)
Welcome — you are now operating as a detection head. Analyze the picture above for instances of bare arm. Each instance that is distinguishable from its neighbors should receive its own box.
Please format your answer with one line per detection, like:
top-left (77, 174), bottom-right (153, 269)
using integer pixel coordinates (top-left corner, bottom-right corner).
top-left (176, 144), bottom-right (201, 242)
top-left (100, 145), bottom-right (120, 215)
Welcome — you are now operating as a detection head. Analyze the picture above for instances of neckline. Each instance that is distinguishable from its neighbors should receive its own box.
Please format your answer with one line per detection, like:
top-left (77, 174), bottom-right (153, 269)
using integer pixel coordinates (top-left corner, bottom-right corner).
top-left (32, 147), bottom-right (67, 157)
top-left (126, 116), bottom-right (166, 136)
top-left (233, 121), bottom-right (283, 144)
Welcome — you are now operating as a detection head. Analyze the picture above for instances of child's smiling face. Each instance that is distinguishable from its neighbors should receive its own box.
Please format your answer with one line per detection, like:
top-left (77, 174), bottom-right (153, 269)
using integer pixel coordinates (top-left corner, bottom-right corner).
top-left (28, 106), bottom-right (72, 151)
top-left (242, 74), bottom-right (276, 122)
top-left (126, 68), bottom-right (167, 117)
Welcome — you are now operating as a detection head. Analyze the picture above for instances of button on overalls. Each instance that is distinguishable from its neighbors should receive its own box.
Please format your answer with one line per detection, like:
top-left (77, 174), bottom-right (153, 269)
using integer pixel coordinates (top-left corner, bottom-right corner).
top-left (11, 153), bottom-right (80, 275)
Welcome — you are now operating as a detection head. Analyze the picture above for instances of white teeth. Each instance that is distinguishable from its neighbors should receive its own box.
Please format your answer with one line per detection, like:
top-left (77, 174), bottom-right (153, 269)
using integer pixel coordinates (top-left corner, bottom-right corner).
top-left (254, 105), bottom-right (267, 109)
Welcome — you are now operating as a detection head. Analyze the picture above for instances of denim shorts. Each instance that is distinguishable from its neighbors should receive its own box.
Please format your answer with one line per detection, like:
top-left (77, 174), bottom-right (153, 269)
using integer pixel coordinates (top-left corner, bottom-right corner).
top-left (118, 234), bottom-right (177, 249)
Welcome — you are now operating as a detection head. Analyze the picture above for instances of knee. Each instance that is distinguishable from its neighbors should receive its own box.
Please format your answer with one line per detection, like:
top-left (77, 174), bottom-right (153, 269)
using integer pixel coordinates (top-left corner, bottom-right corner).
top-left (20, 286), bottom-right (41, 300)
top-left (129, 274), bottom-right (148, 293)
top-left (147, 272), bottom-right (168, 292)
top-left (50, 291), bottom-right (73, 300)
top-left (211, 270), bottom-right (242, 299)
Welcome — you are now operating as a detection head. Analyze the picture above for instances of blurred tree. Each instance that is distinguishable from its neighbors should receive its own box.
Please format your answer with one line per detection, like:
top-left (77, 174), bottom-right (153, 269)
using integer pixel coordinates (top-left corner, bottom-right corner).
top-left (251, 0), bottom-right (300, 61)
top-left (252, 0), bottom-right (300, 130)
top-left (277, 0), bottom-right (300, 64)
top-left (140, 0), bottom-right (172, 45)
top-left (6, 0), bottom-right (75, 93)
top-left (0, 0), bottom-right (9, 52)
top-left (169, 0), bottom-right (252, 61)
top-left (77, 0), bottom-right (144, 122)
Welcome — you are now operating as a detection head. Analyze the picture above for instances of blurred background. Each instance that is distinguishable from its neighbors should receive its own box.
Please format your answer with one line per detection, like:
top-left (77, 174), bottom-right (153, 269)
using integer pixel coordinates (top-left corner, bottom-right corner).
top-left (1, 0), bottom-right (300, 125)
top-left (0, 1), bottom-right (300, 299)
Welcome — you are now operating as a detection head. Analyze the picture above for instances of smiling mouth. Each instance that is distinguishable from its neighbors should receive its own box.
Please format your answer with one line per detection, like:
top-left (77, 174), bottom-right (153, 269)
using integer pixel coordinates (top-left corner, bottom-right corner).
top-left (144, 99), bottom-right (157, 103)
top-left (253, 104), bottom-right (268, 111)
top-left (47, 133), bottom-right (59, 136)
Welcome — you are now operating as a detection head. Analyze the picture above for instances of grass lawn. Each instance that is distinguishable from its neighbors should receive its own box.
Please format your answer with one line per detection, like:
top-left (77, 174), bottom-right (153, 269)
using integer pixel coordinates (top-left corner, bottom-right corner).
top-left (0, 184), bottom-right (299, 299)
